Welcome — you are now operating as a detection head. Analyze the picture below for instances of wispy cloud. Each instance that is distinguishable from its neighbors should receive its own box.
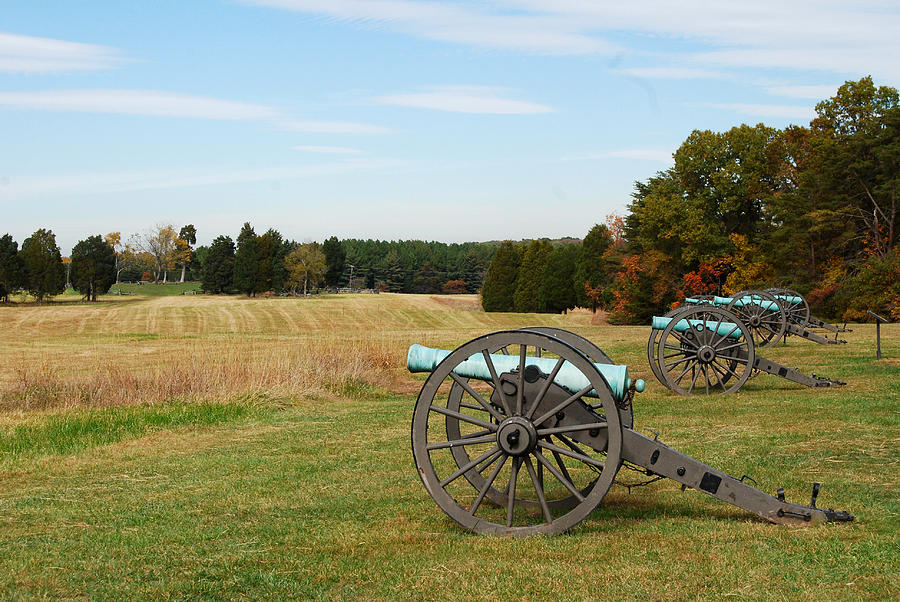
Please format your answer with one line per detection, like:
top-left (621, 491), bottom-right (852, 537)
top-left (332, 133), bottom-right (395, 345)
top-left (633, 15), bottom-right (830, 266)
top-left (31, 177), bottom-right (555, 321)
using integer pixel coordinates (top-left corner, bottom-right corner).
top-left (241, 1), bottom-right (900, 81)
top-left (0, 158), bottom-right (398, 200)
top-left (0, 31), bottom-right (122, 73)
top-left (703, 102), bottom-right (817, 120)
top-left (0, 89), bottom-right (390, 134)
top-left (292, 145), bottom-right (364, 154)
top-left (766, 85), bottom-right (842, 100)
top-left (375, 86), bottom-right (553, 114)
top-left (240, 0), bottom-right (617, 55)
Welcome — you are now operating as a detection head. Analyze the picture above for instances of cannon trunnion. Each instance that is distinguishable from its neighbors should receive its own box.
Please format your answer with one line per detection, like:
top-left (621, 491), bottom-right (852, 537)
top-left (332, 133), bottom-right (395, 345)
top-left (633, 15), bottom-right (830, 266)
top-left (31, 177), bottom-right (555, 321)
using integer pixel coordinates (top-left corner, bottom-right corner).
top-left (408, 329), bottom-right (852, 536)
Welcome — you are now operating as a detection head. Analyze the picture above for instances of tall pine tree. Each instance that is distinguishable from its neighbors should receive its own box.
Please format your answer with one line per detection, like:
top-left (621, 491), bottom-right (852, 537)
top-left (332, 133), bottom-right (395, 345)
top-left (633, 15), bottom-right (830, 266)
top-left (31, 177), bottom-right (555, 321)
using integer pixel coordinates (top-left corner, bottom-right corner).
top-left (233, 223), bottom-right (260, 296)
top-left (481, 241), bottom-right (520, 312)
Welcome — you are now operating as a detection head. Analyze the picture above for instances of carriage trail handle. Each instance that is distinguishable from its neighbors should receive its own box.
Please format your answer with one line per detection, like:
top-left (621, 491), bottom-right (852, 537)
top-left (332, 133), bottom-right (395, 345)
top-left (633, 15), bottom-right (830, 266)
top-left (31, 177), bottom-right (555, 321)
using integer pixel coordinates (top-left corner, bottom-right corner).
top-left (407, 344), bottom-right (644, 403)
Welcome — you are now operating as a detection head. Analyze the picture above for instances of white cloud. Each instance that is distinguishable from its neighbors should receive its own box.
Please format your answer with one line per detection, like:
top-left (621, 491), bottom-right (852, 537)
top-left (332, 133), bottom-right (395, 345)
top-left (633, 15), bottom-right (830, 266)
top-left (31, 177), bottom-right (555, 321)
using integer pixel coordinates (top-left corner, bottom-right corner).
top-left (241, 1), bottom-right (900, 81)
top-left (0, 89), bottom-right (390, 133)
top-left (766, 85), bottom-right (842, 100)
top-left (292, 145), bottom-right (364, 154)
top-left (703, 102), bottom-right (817, 120)
top-left (240, 0), bottom-right (617, 55)
top-left (0, 89), bottom-right (279, 120)
top-left (375, 86), bottom-right (553, 114)
top-left (0, 31), bottom-right (122, 73)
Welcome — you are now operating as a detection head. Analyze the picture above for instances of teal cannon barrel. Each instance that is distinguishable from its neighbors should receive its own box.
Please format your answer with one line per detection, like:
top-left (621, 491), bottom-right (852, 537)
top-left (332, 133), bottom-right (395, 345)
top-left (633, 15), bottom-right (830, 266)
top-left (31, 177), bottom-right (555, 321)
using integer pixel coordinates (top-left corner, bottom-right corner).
top-left (650, 316), bottom-right (743, 339)
top-left (685, 296), bottom-right (779, 311)
top-left (407, 344), bottom-right (644, 403)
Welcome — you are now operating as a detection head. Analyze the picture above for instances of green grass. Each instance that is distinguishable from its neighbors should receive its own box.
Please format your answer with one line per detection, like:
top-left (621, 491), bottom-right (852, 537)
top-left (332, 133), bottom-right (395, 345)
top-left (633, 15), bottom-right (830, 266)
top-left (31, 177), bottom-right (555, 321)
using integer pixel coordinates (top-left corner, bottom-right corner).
top-left (0, 297), bottom-right (897, 598)
top-left (106, 281), bottom-right (202, 296)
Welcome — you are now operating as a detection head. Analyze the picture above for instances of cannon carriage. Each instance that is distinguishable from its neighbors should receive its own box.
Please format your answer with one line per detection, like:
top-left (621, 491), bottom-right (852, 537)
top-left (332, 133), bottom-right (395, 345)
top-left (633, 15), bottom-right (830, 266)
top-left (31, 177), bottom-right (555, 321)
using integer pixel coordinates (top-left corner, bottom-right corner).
top-left (407, 328), bottom-right (851, 535)
top-left (647, 305), bottom-right (845, 396)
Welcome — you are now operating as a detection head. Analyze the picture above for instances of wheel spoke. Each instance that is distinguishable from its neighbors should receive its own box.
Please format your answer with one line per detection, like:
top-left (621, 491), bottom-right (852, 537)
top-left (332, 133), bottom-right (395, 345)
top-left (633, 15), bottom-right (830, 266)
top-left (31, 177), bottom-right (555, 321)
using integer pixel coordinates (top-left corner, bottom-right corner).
top-left (481, 349), bottom-right (513, 416)
top-left (426, 433), bottom-right (496, 451)
top-left (533, 384), bottom-right (593, 427)
top-left (538, 440), bottom-right (605, 470)
top-left (703, 364), bottom-right (710, 395)
top-left (534, 451), bottom-right (585, 502)
top-left (524, 457), bottom-right (552, 523)
top-left (429, 404), bottom-right (498, 431)
top-left (525, 357), bottom-right (566, 420)
top-left (469, 454), bottom-right (508, 516)
top-left (664, 355), bottom-right (695, 371)
top-left (671, 359), bottom-right (695, 385)
top-left (516, 344), bottom-right (526, 415)
top-left (506, 457), bottom-right (521, 527)
top-left (450, 373), bottom-right (505, 422)
top-left (439, 446), bottom-right (501, 487)
top-left (536, 422), bottom-right (607, 437)
top-left (687, 364), bottom-right (702, 394)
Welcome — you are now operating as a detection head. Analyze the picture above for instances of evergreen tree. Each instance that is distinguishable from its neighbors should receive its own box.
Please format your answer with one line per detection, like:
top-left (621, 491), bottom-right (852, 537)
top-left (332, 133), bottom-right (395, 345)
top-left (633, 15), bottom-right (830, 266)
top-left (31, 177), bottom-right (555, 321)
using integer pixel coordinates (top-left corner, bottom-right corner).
top-left (233, 223), bottom-right (260, 296)
top-left (575, 224), bottom-right (613, 311)
top-left (539, 244), bottom-right (579, 313)
top-left (0, 234), bottom-right (25, 302)
top-left (513, 240), bottom-right (553, 312)
top-left (322, 236), bottom-right (346, 287)
top-left (256, 229), bottom-right (277, 292)
top-left (481, 241), bottom-right (520, 312)
top-left (202, 236), bottom-right (235, 294)
top-left (70, 235), bottom-right (117, 301)
top-left (20, 229), bottom-right (65, 302)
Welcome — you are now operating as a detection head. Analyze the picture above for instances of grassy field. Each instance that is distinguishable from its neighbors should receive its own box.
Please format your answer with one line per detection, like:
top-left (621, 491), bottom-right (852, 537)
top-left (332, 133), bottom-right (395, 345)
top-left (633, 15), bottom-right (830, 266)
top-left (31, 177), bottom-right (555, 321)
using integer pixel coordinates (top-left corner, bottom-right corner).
top-left (0, 294), bottom-right (897, 598)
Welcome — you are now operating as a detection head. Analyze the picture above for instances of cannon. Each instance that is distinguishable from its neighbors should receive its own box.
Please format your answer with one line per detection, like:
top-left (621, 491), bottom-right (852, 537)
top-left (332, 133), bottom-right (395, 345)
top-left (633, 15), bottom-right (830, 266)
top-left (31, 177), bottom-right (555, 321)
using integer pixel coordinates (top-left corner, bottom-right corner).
top-left (684, 290), bottom-right (847, 347)
top-left (766, 288), bottom-right (852, 334)
top-left (407, 328), bottom-right (852, 535)
top-left (648, 305), bottom-right (846, 396)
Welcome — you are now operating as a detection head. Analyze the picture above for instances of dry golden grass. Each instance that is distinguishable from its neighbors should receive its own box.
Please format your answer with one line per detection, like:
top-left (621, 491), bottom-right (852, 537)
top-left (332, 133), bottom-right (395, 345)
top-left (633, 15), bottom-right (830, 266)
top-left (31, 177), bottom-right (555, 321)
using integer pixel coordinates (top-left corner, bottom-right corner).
top-left (0, 293), bottom-right (592, 415)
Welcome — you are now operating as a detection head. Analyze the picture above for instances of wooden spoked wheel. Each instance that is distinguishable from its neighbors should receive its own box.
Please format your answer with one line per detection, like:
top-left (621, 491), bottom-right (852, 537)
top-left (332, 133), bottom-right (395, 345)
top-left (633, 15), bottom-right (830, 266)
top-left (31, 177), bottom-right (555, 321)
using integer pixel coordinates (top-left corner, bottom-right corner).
top-left (412, 330), bottom-right (623, 535)
top-left (767, 288), bottom-right (810, 327)
top-left (727, 290), bottom-right (787, 349)
top-left (656, 306), bottom-right (756, 396)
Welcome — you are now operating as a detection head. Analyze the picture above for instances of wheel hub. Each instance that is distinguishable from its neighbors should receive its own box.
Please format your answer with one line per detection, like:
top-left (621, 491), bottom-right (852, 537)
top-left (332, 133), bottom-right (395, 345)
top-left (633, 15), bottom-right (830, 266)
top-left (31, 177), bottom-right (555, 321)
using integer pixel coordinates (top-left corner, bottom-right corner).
top-left (697, 345), bottom-right (717, 364)
top-left (496, 416), bottom-right (538, 456)
top-left (748, 315), bottom-right (761, 327)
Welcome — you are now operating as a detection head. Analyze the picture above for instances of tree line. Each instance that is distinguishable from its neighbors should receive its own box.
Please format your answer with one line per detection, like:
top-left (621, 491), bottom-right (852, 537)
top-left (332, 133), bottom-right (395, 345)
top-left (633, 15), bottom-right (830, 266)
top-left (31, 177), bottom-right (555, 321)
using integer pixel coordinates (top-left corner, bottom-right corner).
top-left (480, 77), bottom-right (899, 322)
top-left (0, 222), bottom-right (499, 302)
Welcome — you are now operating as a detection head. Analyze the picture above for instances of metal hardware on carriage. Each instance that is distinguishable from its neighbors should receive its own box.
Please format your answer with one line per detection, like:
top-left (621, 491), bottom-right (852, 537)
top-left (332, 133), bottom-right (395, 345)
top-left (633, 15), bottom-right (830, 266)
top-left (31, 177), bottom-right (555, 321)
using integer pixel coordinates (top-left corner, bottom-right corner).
top-left (407, 328), bottom-right (853, 535)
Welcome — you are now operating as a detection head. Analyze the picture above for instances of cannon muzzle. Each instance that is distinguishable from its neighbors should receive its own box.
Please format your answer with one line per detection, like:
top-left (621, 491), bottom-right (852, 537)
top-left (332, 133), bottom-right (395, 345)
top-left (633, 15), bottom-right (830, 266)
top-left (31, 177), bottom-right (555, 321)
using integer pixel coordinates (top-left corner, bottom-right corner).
top-left (407, 344), bottom-right (644, 402)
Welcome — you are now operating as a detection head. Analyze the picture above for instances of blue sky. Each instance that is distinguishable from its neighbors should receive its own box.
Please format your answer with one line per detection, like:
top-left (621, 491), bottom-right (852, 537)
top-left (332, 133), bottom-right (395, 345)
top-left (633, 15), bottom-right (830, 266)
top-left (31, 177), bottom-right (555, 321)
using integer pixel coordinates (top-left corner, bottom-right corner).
top-left (2, 1), bottom-right (898, 253)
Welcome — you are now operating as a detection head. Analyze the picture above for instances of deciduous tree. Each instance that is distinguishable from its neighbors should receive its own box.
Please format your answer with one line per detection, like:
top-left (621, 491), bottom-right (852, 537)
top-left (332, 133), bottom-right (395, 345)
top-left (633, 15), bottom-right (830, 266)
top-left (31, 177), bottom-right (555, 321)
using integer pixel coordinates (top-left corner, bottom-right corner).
top-left (285, 242), bottom-right (326, 295)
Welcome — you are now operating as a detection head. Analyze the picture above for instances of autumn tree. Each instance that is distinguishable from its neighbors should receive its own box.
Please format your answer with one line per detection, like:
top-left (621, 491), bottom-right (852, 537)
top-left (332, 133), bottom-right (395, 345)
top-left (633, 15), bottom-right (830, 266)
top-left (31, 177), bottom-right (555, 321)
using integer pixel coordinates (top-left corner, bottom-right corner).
top-left (0, 234), bottom-right (26, 302)
top-left (233, 222), bottom-right (260, 296)
top-left (139, 224), bottom-right (178, 283)
top-left (202, 235), bottom-right (235, 294)
top-left (20, 229), bottom-right (65, 302)
top-left (71, 235), bottom-right (117, 301)
top-left (177, 224), bottom-right (197, 283)
top-left (285, 242), bottom-right (326, 295)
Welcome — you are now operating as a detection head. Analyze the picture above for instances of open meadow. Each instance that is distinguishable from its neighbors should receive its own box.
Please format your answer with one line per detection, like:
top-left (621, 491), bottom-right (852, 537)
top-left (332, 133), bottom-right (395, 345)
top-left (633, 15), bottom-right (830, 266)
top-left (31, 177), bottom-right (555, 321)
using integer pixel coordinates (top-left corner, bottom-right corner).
top-left (0, 292), bottom-right (898, 599)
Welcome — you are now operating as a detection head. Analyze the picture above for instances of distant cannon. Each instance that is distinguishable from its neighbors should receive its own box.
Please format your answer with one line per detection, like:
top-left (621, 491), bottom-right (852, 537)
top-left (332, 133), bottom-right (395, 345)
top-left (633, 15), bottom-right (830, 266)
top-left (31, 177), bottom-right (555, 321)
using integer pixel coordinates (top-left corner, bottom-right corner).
top-left (684, 290), bottom-right (847, 347)
top-left (648, 305), bottom-right (845, 396)
top-left (766, 288), bottom-right (852, 334)
top-left (408, 329), bottom-right (852, 535)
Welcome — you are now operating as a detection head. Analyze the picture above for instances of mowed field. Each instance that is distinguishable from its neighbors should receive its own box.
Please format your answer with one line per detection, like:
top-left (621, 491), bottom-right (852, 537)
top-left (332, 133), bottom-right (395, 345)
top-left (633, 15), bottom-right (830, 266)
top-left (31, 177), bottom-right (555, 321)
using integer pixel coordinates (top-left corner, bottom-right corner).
top-left (0, 293), bottom-right (897, 599)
